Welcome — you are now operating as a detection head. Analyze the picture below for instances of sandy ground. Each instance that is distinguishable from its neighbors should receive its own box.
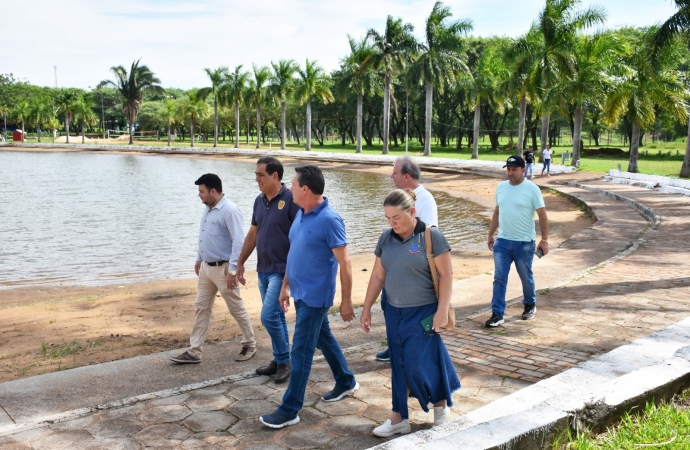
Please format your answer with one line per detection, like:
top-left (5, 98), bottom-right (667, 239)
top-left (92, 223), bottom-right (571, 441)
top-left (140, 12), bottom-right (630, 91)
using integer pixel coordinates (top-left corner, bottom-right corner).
top-left (0, 148), bottom-right (591, 382)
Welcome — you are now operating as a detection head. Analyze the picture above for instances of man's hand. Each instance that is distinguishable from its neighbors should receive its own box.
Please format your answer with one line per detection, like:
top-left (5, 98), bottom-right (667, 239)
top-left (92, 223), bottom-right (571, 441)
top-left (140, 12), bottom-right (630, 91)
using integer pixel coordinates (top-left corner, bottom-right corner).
top-left (339, 299), bottom-right (355, 322)
top-left (537, 240), bottom-right (549, 257)
top-left (279, 286), bottom-right (291, 313)
top-left (487, 235), bottom-right (495, 251)
top-left (227, 272), bottom-right (238, 290)
top-left (195, 261), bottom-right (201, 276)
top-left (360, 308), bottom-right (372, 333)
top-left (236, 262), bottom-right (246, 286)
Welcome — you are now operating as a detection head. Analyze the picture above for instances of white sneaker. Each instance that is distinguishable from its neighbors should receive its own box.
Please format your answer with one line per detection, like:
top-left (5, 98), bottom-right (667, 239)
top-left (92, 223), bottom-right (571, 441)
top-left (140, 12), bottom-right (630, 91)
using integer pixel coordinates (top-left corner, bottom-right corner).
top-left (434, 405), bottom-right (450, 426)
top-left (373, 419), bottom-right (411, 437)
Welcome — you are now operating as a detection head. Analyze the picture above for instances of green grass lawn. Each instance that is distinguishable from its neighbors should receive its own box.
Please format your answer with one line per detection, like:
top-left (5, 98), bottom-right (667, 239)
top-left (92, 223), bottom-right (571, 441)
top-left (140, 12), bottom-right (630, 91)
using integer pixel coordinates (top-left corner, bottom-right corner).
top-left (555, 389), bottom-right (690, 449)
top-left (13, 134), bottom-right (688, 178)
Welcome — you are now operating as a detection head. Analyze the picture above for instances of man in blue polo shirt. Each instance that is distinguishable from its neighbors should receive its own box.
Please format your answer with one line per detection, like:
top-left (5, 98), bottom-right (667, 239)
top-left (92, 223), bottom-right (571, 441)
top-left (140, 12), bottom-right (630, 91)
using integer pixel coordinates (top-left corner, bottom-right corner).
top-left (237, 157), bottom-right (300, 384)
top-left (260, 165), bottom-right (359, 429)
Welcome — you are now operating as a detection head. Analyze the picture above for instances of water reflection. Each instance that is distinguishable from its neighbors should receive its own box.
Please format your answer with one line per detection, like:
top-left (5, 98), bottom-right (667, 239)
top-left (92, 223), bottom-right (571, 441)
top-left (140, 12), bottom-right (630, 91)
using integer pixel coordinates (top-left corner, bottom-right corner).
top-left (0, 152), bottom-right (489, 288)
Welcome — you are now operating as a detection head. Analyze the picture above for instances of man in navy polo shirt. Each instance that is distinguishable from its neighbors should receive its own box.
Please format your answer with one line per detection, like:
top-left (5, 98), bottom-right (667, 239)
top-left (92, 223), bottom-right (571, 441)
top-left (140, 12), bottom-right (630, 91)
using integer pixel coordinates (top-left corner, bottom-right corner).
top-left (260, 165), bottom-right (359, 429)
top-left (237, 157), bottom-right (300, 384)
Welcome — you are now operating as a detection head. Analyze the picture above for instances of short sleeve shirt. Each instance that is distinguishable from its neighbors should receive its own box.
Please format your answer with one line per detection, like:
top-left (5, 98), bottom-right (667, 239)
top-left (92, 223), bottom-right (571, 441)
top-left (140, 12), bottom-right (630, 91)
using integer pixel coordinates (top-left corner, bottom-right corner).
top-left (542, 149), bottom-right (552, 160)
top-left (286, 198), bottom-right (347, 308)
top-left (374, 220), bottom-right (451, 308)
top-left (413, 185), bottom-right (438, 226)
top-left (250, 184), bottom-right (301, 273)
top-left (495, 180), bottom-right (545, 242)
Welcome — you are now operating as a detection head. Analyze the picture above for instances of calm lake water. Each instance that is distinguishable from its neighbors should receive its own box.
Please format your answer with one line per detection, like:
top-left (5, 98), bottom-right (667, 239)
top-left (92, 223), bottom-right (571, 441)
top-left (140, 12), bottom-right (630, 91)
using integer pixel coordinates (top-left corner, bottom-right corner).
top-left (0, 151), bottom-right (489, 288)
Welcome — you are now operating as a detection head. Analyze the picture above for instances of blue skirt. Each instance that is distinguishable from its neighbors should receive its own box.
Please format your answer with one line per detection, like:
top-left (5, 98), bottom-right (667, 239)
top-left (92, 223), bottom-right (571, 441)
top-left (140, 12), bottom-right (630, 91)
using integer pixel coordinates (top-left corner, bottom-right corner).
top-left (385, 302), bottom-right (461, 419)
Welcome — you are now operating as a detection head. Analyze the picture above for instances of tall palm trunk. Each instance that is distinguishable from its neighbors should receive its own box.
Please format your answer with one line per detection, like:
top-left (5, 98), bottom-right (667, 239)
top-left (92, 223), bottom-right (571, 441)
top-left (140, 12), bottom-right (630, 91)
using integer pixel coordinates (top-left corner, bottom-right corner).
top-left (234, 100), bottom-right (240, 149)
top-left (37, 125), bottom-right (42, 143)
top-left (472, 99), bottom-right (480, 159)
top-left (65, 113), bottom-right (70, 144)
top-left (572, 104), bottom-right (583, 166)
top-left (280, 101), bottom-right (286, 150)
top-left (517, 96), bottom-right (527, 154)
top-left (628, 122), bottom-right (640, 173)
top-left (21, 121), bottom-right (25, 142)
top-left (190, 118), bottom-right (195, 147)
top-left (167, 124), bottom-right (172, 147)
top-left (128, 110), bottom-right (134, 145)
top-left (424, 80), bottom-right (433, 156)
top-left (382, 76), bottom-right (391, 154)
top-left (306, 98), bottom-right (312, 151)
top-left (256, 106), bottom-right (261, 149)
top-left (213, 100), bottom-right (219, 147)
top-left (540, 113), bottom-right (549, 151)
top-left (682, 115), bottom-right (690, 178)
top-left (81, 122), bottom-right (85, 144)
top-left (356, 92), bottom-right (363, 153)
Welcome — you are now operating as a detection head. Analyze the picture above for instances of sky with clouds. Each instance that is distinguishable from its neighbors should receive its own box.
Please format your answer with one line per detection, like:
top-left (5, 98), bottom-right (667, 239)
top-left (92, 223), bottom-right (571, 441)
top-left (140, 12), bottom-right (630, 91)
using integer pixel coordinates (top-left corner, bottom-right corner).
top-left (1, 0), bottom-right (679, 90)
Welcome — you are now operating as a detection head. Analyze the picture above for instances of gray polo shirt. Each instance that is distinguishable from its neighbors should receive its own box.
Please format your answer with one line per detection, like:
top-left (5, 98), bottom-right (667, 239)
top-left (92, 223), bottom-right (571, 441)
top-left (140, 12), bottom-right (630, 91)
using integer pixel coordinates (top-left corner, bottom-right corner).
top-left (374, 220), bottom-right (451, 308)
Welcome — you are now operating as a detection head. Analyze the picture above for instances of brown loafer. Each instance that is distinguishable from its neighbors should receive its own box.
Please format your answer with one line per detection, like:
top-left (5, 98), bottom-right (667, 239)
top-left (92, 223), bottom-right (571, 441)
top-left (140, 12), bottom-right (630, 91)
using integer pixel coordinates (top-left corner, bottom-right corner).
top-left (256, 360), bottom-right (278, 376)
top-left (235, 346), bottom-right (257, 362)
top-left (274, 362), bottom-right (291, 384)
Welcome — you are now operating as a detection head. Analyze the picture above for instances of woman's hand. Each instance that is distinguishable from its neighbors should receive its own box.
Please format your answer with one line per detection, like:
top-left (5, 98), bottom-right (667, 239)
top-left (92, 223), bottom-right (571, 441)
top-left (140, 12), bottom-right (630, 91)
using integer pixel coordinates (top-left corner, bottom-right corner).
top-left (360, 308), bottom-right (372, 333)
top-left (433, 309), bottom-right (448, 332)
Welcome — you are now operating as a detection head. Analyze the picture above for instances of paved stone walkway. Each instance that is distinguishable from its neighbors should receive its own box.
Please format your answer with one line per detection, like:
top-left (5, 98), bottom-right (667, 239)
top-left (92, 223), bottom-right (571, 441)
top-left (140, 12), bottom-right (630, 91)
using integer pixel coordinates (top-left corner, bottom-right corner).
top-left (2, 168), bottom-right (690, 449)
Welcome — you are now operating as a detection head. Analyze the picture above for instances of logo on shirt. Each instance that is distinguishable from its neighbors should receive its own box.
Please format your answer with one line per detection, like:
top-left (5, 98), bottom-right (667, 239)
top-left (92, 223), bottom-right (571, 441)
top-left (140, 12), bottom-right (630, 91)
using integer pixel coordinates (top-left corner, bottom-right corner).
top-left (409, 244), bottom-right (420, 254)
top-left (278, 200), bottom-right (285, 210)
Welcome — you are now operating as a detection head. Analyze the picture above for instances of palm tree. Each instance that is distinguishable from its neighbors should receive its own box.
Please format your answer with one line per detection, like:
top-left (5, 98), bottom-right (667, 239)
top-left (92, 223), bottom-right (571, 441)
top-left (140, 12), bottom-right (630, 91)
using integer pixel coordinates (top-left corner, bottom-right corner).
top-left (99, 59), bottom-right (164, 145)
top-left (605, 28), bottom-right (688, 173)
top-left (555, 31), bottom-right (622, 166)
top-left (55, 89), bottom-right (80, 143)
top-left (531, 0), bottom-right (606, 151)
top-left (506, 31), bottom-right (541, 154)
top-left (269, 60), bottom-right (297, 150)
top-left (246, 65), bottom-right (271, 149)
top-left (159, 99), bottom-right (178, 147)
top-left (29, 98), bottom-right (52, 143)
top-left (366, 16), bottom-right (419, 154)
top-left (295, 60), bottom-right (334, 151)
top-left (338, 36), bottom-right (380, 153)
top-left (653, 0), bottom-right (690, 177)
top-left (12, 101), bottom-right (31, 141)
top-left (221, 66), bottom-right (250, 149)
top-left (467, 41), bottom-right (509, 159)
top-left (0, 104), bottom-right (10, 141)
top-left (198, 67), bottom-right (229, 148)
top-left (46, 117), bottom-right (61, 143)
top-left (407, 2), bottom-right (472, 156)
top-left (180, 90), bottom-right (210, 147)
top-left (73, 97), bottom-right (99, 143)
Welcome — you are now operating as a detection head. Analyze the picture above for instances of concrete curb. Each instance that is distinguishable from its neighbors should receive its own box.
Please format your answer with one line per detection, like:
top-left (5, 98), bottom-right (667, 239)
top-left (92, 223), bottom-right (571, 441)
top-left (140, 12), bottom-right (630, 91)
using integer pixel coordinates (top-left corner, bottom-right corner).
top-left (372, 318), bottom-right (690, 450)
top-left (604, 170), bottom-right (690, 197)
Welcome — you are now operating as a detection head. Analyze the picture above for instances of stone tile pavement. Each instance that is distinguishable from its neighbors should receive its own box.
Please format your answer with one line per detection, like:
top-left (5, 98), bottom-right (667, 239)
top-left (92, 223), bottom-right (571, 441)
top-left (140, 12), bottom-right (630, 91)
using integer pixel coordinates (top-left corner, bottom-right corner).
top-left (2, 170), bottom-right (690, 449)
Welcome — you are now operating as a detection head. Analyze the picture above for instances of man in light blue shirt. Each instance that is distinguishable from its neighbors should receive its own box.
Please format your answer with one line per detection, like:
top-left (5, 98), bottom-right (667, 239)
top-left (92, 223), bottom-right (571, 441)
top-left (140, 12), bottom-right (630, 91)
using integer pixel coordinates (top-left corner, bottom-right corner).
top-left (170, 173), bottom-right (256, 364)
top-left (486, 155), bottom-right (549, 327)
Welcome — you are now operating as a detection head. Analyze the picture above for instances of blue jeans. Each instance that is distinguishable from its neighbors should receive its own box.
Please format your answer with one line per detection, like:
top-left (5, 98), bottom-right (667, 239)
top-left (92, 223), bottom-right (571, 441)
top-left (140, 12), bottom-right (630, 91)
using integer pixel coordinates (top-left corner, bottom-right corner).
top-left (526, 163), bottom-right (533, 179)
top-left (277, 300), bottom-right (356, 418)
top-left (541, 159), bottom-right (551, 174)
top-left (491, 238), bottom-right (536, 316)
top-left (258, 272), bottom-right (290, 364)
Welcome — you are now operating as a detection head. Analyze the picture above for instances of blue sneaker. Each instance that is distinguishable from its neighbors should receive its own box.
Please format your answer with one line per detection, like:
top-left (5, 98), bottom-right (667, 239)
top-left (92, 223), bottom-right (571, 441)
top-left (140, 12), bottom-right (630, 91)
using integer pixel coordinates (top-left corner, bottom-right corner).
top-left (376, 348), bottom-right (390, 361)
top-left (321, 382), bottom-right (360, 402)
top-left (259, 411), bottom-right (300, 429)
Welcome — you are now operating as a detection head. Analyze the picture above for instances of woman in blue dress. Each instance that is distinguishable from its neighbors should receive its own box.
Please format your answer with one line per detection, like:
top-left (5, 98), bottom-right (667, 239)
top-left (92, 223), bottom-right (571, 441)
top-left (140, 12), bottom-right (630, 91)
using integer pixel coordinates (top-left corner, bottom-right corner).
top-left (360, 189), bottom-right (460, 437)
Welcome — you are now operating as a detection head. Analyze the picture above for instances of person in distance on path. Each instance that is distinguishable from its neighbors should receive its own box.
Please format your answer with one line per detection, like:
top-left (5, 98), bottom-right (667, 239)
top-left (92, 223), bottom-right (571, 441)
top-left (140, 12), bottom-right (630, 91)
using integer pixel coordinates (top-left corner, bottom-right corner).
top-left (170, 173), bottom-right (256, 364)
top-left (237, 157), bottom-right (300, 383)
top-left (486, 156), bottom-right (549, 328)
top-left (260, 165), bottom-right (359, 429)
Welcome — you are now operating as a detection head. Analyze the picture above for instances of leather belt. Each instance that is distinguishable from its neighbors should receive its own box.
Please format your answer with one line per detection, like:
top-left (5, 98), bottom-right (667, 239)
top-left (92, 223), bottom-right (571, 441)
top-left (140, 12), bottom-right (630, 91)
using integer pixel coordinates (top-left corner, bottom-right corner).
top-left (205, 260), bottom-right (228, 266)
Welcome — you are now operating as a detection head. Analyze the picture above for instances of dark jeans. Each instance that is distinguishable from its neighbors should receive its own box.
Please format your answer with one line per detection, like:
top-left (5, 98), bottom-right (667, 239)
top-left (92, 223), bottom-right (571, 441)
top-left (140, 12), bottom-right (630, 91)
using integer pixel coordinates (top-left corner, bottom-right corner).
top-left (258, 272), bottom-right (290, 364)
top-left (277, 300), bottom-right (356, 418)
top-left (491, 238), bottom-right (536, 316)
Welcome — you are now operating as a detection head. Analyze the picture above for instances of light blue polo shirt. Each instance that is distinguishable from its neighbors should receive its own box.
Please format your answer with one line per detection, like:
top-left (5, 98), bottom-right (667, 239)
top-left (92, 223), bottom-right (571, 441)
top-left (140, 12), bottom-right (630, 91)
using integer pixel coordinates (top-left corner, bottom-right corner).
top-left (286, 198), bottom-right (347, 308)
top-left (496, 179), bottom-right (545, 242)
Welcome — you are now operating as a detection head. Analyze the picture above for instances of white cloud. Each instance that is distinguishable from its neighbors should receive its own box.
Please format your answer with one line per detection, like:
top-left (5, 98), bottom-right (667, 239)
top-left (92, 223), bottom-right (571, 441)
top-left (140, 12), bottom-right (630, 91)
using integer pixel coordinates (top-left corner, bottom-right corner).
top-left (0, 0), bottom-right (678, 90)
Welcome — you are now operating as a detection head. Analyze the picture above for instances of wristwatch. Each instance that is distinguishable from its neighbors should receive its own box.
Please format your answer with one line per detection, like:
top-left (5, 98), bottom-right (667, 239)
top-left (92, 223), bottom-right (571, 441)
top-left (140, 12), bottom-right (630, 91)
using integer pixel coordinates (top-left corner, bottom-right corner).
top-left (228, 270), bottom-right (236, 276)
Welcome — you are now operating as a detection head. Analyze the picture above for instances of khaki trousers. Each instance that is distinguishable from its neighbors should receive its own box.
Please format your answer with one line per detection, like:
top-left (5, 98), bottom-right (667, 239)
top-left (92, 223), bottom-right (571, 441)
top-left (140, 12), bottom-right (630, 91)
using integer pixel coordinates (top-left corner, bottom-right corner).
top-left (188, 262), bottom-right (256, 359)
